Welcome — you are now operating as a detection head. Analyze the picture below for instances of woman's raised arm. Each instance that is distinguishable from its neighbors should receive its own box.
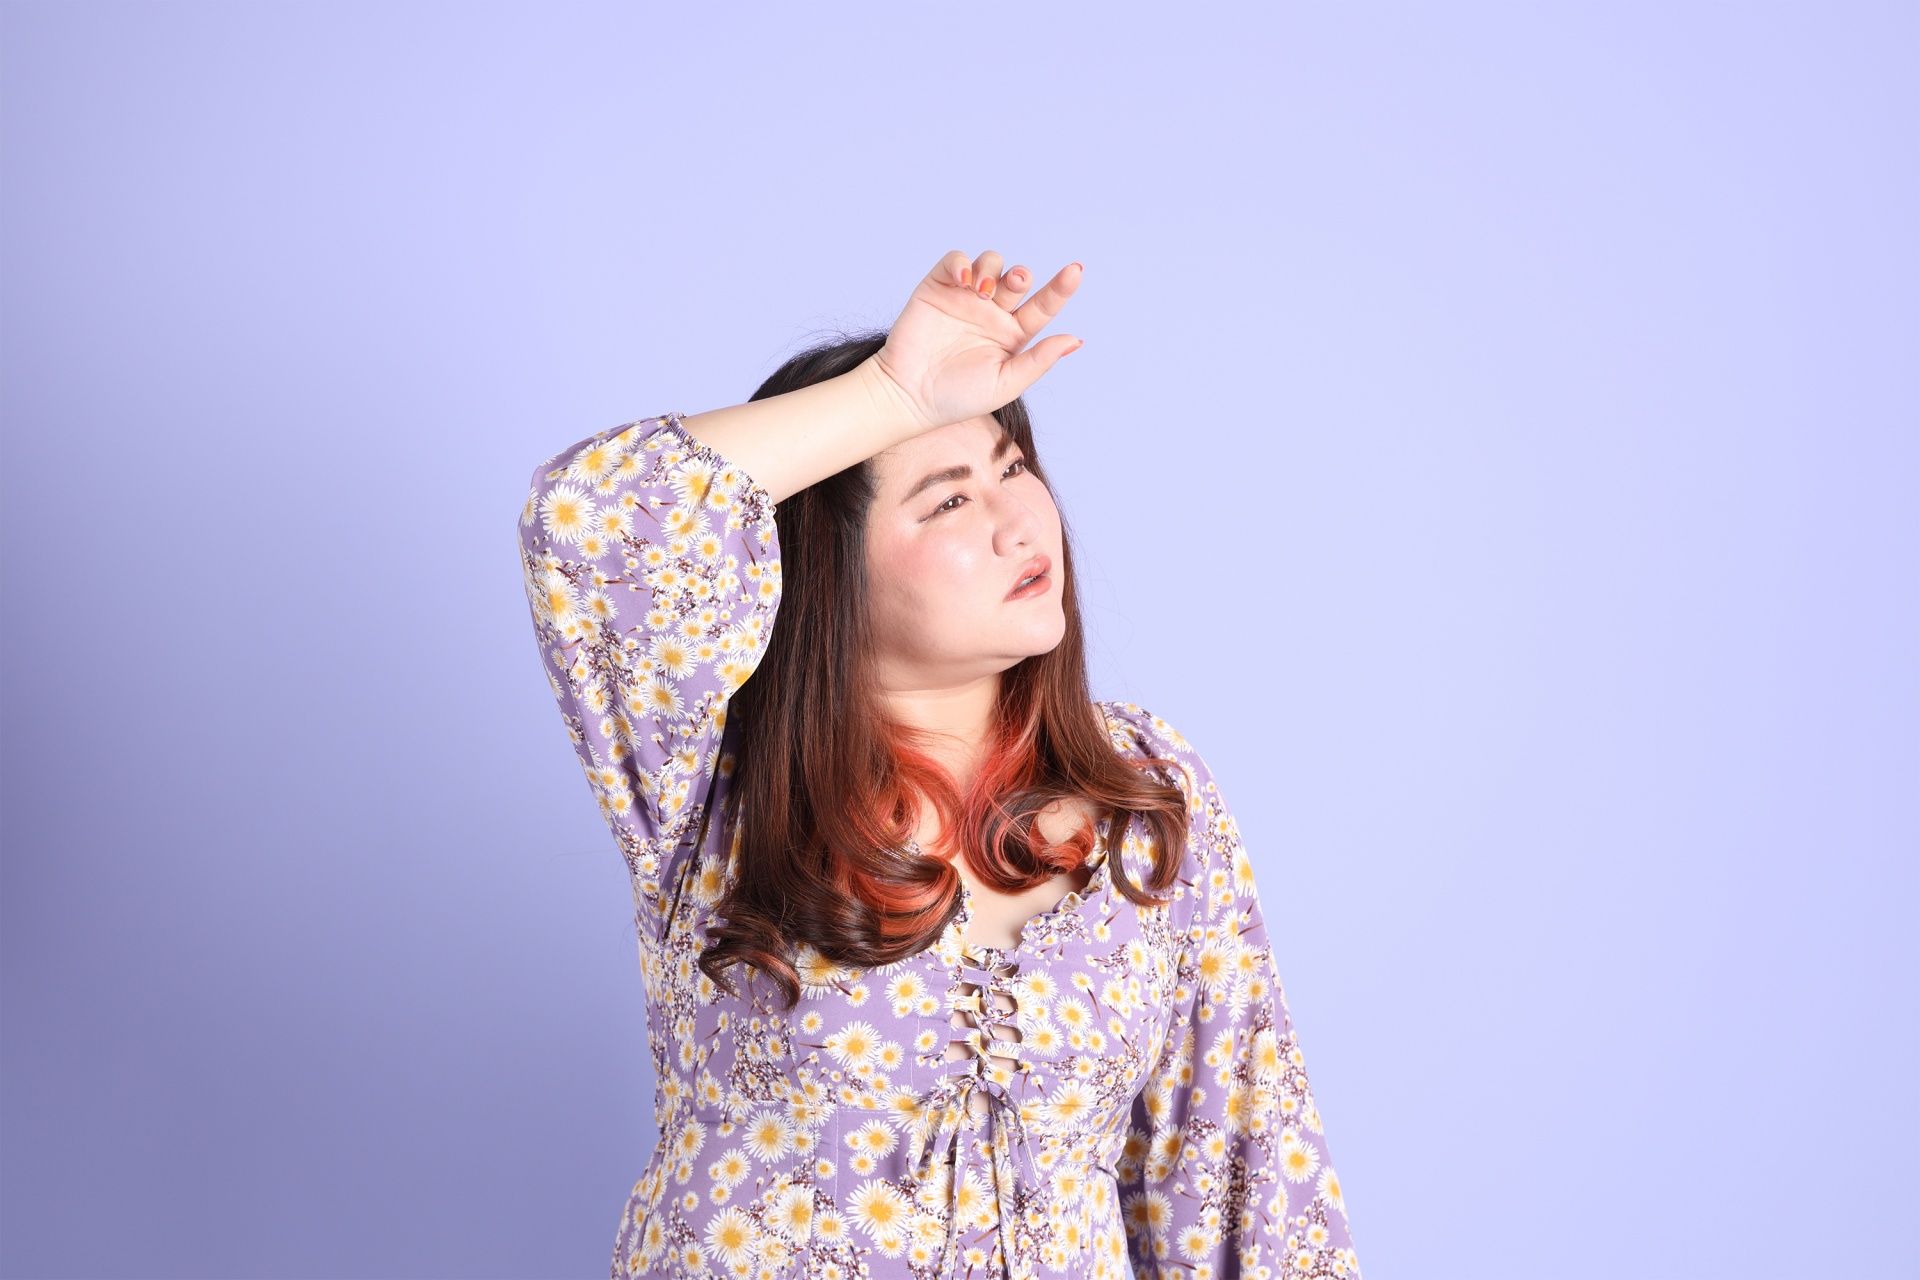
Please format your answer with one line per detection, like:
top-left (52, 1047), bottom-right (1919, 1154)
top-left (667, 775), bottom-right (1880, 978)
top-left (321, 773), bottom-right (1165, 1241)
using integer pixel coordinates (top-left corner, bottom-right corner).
top-left (681, 249), bottom-right (1085, 503)
top-left (517, 414), bottom-right (783, 931)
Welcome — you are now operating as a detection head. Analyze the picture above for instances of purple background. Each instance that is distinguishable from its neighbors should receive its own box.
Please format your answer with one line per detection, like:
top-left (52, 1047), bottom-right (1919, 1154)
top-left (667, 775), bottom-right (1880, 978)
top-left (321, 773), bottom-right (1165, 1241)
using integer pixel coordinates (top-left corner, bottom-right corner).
top-left (3, 3), bottom-right (1915, 1277)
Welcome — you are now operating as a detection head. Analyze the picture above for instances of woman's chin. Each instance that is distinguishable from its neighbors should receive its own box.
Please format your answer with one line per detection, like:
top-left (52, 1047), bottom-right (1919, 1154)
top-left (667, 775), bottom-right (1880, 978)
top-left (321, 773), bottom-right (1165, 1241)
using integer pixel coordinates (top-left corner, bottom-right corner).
top-left (1010, 612), bottom-right (1068, 657)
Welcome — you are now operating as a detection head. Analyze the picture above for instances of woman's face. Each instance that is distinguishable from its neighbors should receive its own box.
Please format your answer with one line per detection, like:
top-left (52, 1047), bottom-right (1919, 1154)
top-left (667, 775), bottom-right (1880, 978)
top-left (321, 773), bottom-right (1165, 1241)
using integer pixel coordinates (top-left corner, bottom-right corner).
top-left (863, 415), bottom-right (1067, 688)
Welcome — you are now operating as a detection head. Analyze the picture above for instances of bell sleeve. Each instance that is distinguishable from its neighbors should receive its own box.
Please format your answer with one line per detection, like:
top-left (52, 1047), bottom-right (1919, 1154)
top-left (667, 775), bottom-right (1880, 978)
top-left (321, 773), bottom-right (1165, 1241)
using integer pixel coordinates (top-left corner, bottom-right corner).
top-left (515, 412), bottom-right (781, 930)
top-left (1116, 711), bottom-right (1364, 1280)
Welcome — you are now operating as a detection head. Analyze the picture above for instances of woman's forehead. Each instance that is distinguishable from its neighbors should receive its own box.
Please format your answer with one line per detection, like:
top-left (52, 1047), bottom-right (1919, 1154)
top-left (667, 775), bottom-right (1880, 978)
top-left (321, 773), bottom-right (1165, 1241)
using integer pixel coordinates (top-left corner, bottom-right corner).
top-left (876, 416), bottom-right (1013, 490)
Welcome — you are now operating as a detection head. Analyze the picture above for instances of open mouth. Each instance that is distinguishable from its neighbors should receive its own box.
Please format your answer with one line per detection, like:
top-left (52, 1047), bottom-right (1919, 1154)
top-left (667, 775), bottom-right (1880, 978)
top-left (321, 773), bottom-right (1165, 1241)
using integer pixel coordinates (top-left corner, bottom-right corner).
top-left (1007, 555), bottom-right (1053, 600)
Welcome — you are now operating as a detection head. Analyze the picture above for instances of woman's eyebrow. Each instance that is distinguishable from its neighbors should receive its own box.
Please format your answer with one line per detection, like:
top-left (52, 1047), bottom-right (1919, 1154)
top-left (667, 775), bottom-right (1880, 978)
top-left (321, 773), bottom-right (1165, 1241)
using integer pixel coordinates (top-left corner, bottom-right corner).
top-left (898, 433), bottom-right (1017, 506)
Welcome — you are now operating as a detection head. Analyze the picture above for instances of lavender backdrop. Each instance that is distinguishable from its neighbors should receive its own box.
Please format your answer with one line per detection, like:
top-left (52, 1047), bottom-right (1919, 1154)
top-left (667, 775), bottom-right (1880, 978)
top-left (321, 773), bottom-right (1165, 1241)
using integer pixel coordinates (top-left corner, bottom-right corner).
top-left (3, 3), bottom-right (1914, 1277)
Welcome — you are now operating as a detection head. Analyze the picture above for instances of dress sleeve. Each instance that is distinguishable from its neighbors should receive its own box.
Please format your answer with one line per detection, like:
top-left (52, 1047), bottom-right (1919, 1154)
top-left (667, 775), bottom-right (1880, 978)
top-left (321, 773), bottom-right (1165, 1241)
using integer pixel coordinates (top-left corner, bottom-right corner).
top-left (516, 412), bottom-right (781, 923)
top-left (1115, 709), bottom-right (1364, 1280)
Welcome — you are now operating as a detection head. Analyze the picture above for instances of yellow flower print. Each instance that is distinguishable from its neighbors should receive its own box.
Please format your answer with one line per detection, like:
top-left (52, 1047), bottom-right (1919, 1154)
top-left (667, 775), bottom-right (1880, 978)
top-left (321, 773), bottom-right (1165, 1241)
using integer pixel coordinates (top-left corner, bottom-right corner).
top-left (825, 1020), bottom-right (881, 1068)
top-left (566, 437), bottom-right (627, 486)
top-left (716, 657), bottom-right (756, 694)
top-left (847, 1180), bottom-right (911, 1240)
top-left (1175, 1220), bottom-right (1219, 1263)
top-left (1047, 1079), bottom-right (1097, 1125)
top-left (1318, 1166), bottom-right (1347, 1214)
top-left (610, 453), bottom-right (645, 488)
top-left (886, 971), bottom-right (928, 1015)
top-left (702, 1206), bottom-right (755, 1268)
top-left (744, 1111), bottom-right (795, 1163)
top-left (649, 634), bottom-right (698, 681)
top-left (581, 588), bottom-right (617, 626)
top-left (766, 1184), bottom-right (814, 1242)
top-left (1025, 1022), bottom-right (1064, 1054)
top-left (534, 569), bottom-right (578, 624)
top-left (661, 505), bottom-right (708, 541)
top-left (1277, 1126), bottom-right (1321, 1184)
top-left (538, 481), bottom-right (600, 545)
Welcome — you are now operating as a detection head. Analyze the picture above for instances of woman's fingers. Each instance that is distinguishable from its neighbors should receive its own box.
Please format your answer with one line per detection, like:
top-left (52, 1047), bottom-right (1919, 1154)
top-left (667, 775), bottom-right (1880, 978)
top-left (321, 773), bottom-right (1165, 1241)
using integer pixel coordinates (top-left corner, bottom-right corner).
top-left (924, 251), bottom-right (1073, 331)
top-left (931, 249), bottom-right (975, 288)
top-left (970, 250), bottom-right (1005, 299)
top-left (994, 265), bottom-right (1031, 313)
top-left (1011, 261), bottom-right (1083, 339)
top-left (1000, 331), bottom-right (1084, 397)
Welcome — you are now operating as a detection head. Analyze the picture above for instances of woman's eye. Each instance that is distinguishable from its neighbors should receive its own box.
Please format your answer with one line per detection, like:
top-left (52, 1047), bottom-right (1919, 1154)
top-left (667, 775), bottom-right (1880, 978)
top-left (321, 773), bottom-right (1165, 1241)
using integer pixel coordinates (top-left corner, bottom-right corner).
top-left (932, 458), bottom-right (1028, 516)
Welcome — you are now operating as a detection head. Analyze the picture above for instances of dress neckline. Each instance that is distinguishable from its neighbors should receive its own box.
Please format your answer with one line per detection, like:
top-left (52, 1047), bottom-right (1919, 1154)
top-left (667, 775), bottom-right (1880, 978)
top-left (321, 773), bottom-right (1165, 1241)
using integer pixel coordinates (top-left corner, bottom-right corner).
top-left (916, 814), bottom-right (1115, 957)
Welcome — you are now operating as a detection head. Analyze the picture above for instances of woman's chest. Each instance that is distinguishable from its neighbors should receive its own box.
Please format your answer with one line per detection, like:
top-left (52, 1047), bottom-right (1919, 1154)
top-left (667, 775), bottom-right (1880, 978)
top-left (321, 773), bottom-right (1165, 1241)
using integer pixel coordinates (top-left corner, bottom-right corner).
top-left (651, 820), bottom-right (1181, 1129)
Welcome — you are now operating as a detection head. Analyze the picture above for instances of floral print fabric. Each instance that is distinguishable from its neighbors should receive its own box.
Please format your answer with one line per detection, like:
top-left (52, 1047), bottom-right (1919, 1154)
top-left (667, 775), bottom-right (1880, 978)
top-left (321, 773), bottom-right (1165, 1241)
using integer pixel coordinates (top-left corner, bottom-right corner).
top-left (518, 413), bottom-right (1364, 1280)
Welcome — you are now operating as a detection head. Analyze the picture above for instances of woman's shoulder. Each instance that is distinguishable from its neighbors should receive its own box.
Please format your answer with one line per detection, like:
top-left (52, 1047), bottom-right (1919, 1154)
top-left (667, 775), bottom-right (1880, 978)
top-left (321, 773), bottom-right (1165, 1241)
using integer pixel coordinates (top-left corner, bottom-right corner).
top-left (1093, 697), bottom-right (1223, 809)
top-left (1094, 697), bottom-right (1204, 767)
top-left (1093, 699), bottom-right (1239, 921)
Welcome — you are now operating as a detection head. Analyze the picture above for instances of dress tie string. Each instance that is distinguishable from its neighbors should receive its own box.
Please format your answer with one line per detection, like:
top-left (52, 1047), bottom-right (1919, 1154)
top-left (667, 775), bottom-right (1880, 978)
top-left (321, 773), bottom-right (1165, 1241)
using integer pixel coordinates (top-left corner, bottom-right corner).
top-left (906, 1062), bottom-right (1044, 1182)
top-left (906, 947), bottom-right (1044, 1279)
top-left (907, 1064), bottom-right (1043, 1280)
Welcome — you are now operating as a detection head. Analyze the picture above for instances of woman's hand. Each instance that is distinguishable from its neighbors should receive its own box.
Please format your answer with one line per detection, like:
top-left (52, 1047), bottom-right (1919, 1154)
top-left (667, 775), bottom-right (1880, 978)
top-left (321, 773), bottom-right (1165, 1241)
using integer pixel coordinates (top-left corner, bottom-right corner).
top-left (867, 249), bottom-right (1084, 433)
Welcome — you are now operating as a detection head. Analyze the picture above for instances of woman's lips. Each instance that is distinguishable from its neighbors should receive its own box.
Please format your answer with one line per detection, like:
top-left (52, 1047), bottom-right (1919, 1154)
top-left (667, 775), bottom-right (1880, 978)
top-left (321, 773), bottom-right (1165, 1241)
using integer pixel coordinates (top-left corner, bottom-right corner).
top-left (1007, 554), bottom-right (1053, 600)
top-left (1007, 572), bottom-right (1051, 600)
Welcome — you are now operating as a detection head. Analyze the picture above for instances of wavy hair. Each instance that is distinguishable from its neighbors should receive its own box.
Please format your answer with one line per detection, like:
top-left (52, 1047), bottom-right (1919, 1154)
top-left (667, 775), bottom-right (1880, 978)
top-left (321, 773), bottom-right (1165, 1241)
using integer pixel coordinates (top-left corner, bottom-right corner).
top-left (693, 330), bottom-right (1190, 1008)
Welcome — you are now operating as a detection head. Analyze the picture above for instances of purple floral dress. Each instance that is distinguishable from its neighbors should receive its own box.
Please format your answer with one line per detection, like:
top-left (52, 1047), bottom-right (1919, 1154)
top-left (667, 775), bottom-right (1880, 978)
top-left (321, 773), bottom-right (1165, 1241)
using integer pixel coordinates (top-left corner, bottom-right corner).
top-left (517, 413), bottom-right (1364, 1280)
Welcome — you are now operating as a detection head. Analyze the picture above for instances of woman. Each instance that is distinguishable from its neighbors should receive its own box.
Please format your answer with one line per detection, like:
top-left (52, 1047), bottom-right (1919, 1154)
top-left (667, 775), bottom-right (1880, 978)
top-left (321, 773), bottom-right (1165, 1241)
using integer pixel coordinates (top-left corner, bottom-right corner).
top-left (518, 250), bottom-right (1364, 1280)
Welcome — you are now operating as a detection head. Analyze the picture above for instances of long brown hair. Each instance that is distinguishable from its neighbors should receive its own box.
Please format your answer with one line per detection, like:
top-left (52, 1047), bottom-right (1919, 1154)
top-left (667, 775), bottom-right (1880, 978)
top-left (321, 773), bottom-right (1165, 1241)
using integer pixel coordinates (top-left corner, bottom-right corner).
top-left (695, 330), bottom-right (1189, 1007)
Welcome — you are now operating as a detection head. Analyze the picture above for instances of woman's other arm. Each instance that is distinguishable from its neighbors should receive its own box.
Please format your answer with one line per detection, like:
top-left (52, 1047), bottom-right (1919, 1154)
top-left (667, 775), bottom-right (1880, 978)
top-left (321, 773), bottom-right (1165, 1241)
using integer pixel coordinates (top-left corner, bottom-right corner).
top-left (1112, 707), bottom-right (1365, 1280)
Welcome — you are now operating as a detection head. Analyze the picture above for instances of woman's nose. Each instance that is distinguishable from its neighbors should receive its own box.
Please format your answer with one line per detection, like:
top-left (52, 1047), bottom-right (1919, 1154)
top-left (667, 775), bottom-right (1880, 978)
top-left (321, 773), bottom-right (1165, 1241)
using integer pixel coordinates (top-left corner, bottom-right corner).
top-left (991, 490), bottom-right (1043, 550)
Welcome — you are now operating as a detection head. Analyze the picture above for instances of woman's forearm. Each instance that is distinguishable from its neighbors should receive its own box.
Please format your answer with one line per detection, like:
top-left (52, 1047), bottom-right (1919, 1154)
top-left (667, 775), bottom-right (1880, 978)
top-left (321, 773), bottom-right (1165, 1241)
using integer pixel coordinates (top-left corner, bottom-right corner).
top-left (678, 356), bottom-right (926, 506)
